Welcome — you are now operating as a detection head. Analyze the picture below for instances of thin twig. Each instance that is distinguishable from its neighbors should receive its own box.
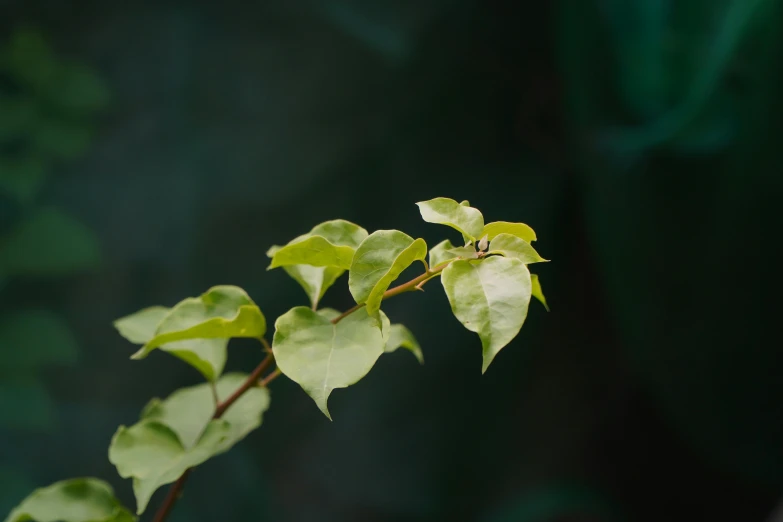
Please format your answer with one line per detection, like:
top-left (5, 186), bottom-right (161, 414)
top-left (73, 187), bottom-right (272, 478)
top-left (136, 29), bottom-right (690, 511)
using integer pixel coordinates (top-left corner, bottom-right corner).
top-left (150, 259), bottom-right (455, 521)
top-left (260, 368), bottom-right (281, 387)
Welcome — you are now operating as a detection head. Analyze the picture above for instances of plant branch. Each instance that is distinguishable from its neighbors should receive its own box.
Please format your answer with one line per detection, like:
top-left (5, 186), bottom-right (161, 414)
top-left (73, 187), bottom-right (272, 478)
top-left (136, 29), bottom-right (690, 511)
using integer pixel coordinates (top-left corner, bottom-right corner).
top-left (331, 260), bottom-right (453, 324)
top-left (151, 471), bottom-right (192, 522)
top-left (151, 349), bottom-right (275, 522)
top-left (152, 260), bottom-right (454, 521)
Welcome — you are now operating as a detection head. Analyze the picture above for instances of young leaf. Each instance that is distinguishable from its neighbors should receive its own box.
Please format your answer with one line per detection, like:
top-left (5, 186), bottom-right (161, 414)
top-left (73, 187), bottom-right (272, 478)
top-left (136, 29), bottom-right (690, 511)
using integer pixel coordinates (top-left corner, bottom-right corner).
top-left (487, 233), bottom-right (548, 264)
top-left (416, 197), bottom-right (484, 241)
top-left (348, 230), bottom-right (427, 317)
top-left (481, 221), bottom-right (537, 242)
top-left (385, 324), bottom-right (424, 363)
top-left (531, 274), bottom-right (549, 311)
top-left (441, 257), bottom-right (532, 373)
top-left (109, 420), bottom-right (230, 514)
top-left (5, 478), bottom-right (136, 522)
top-left (446, 246), bottom-right (480, 259)
top-left (315, 307), bottom-right (342, 321)
top-left (428, 239), bottom-right (458, 267)
top-left (266, 246), bottom-right (344, 309)
top-left (124, 286), bottom-right (265, 381)
top-left (113, 307), bottom-right (169, 345)
top-left (272, 306), bottom-right (385, 419)
top-left (268, 219), bottom-right (368, 270)
top-left (140, 373), bottom-right (270, 451)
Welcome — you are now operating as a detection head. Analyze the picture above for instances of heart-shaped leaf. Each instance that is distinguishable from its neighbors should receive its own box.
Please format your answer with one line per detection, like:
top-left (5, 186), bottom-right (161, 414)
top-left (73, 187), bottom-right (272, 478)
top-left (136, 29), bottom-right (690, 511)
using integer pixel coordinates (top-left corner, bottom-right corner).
top-left (488, 233), bottom-right (547, 264)
top-left (481, 221), bottom-right (537, 243)
top-left (428, 239), bottom-right (458, 267)
top-left (140, 373), bottom-right (270, 451)
top-left (446, 246), bottom-right (480, 259)
top-left (113, 307), bottom-right (169, 345)
top-left (348, 230), bottom-right (427, 317)
top-left (5, 478), bottom-right (136, 522)
top-left (109, 373), bottom-right (268, 514)
top-left (441, 257), bottom-right (532, 373)
top-left (268, 219), bottom-right (367, 270)
top-left (385, 324), bottom-right (423, 363)
top-left (416, 198), bottom-right (484, 241)
top-left (118, 286), bottom-right (265, 381)
top-left (109, 420), bottom-right (229, 514)
top-left (266, 245), bottom-right (344, 309)
top-left (531, 274), bottom-right (549, 311)
top-left (272, 306), bottom-right (386, 419)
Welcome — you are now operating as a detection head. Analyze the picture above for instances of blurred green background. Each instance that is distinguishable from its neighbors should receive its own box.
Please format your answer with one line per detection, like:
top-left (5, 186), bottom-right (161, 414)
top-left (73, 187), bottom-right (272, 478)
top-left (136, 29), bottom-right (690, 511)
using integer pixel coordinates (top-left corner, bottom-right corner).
top-left (2, 1), bottom-right (782, 521)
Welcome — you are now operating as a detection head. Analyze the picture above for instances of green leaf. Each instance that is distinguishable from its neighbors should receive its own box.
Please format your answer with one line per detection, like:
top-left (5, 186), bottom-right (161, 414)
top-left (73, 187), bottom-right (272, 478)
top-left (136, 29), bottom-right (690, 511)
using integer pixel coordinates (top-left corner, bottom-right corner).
top-left (4, 477), bottom-right (136, 522)
top-left (4, 29), bottom-right (57, 90)
top-left (0, 156), bottom-right (47, 203)
top-left (125, 286), bottom-right (265, 381)
top-left (441, 257), bottom-right (532, 373)
top-left (0, 310), bottom-right (78, 370)
top-left (272, 306), bottom-right (385, 419)
top-left (488, 233), bottom-right (547, 264)
top-left (385, 324), bottom-right (423, 363)
top-left (268, 219), bottom-right (368, 270)
top-left (109, 373), bottom-right (269, 514)
top-left (481, 221), bottom-right (537, 242)
top-left (428, 239), bottom-right (458, 267)
top-left (348, 230), bottom-right (427, 317)
top-left (315, 307), bottom-right (342, 321)
top-left (266, 245), bottom-right (344, 309)
top-left (531, 274), bottom-right (549, 311)
top-left (109, 420), bottom-right (230, 514)
top-left (113, 307), bottom-right (169, 345)
top-left (140, 373), bottom-right (270, 452)
top-left (416, 197), bottom-right (484, 241)
top-left (446, 246), bottom-right (480, 259)
top-left (0, 208), bottom-right (100, 276)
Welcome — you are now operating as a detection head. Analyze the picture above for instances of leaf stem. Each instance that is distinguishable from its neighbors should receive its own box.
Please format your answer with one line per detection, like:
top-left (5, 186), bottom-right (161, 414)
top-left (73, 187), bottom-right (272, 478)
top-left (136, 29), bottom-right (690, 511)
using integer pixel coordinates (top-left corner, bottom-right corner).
top-left (331, 260), bottom-right (452, 324)
top-left (151, 349), bottom-right (275, 522)
top-left (151, 260), bottom-right (454, 521)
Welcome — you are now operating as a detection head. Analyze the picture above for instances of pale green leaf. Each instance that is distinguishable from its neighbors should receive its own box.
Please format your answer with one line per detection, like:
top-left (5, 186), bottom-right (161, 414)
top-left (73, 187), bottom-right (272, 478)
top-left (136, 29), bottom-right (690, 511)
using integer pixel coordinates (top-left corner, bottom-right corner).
top-left (128, 286), bottom-right (265, 381)
top-left (441, 257), bottom-right (532, 373)
top-left (348, 230), bottom-right (427, 316)
top-left (0, 208), bottom-right (100, 276)
top-left (416, 197), bottom-right (484, 241)
top-left (266, 245), bottom-right (344, 309)
top-left (531, 274), bottom-right (549, 311)
top-left (482, 221), bottom-right (537, 242)
top-left (113, 307), bottom-right (169, 345)
top-left (385, 324), bottom-right (423, 363)
top-left (268, 219), bottom-right (368, 270)
top-left (0, 310), bottom-right (78, 370)
top-left (315, 308), bottom-right (342, 321)
top-left (109, 420), bottom-right (230, 514)
top-left (4, 478), bottom-right (136, 522)
top-left (488, 233), bottom-right (547, 264)
top-left (140, 373), bottom-right (270, 452)
top-left (272, 306), bottom-right (385, 419)
top-left (309, 219), bottom-right (368, 247)
top-left (446, 246), bottom-right (480, 259)
top-left (428, 239), bottom-right (457, 267)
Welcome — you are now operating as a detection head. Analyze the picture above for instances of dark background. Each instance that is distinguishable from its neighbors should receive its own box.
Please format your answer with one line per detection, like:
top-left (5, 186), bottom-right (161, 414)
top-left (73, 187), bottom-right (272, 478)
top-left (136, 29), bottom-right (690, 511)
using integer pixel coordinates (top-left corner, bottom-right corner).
top-left (2, 1), bottom-right (783, 521)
